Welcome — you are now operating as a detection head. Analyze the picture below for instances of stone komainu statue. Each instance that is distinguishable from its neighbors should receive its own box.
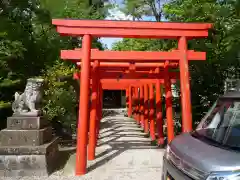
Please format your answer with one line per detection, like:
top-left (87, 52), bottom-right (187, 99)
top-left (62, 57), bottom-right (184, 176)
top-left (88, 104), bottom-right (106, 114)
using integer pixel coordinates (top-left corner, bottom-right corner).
top-left (12, 78), bottom-right (44, 115)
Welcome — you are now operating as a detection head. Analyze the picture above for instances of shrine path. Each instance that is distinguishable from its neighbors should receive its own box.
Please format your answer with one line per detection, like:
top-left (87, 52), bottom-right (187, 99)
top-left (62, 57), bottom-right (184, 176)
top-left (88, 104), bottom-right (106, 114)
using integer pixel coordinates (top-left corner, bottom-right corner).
top-left (4, 114), bottom-right (165, 180)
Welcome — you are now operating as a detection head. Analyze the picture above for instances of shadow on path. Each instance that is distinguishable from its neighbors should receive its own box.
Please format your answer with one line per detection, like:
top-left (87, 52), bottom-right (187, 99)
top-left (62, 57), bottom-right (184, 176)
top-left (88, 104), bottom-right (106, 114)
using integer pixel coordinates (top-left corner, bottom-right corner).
top-left (87, 116), bottom-right (161, 173)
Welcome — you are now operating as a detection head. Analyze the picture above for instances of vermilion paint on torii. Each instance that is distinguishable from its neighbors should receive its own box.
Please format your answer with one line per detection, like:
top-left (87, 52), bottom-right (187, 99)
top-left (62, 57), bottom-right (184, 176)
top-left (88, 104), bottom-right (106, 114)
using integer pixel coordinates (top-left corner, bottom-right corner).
top-left (73, 73), bottom-right (177, 87)
top-left (74, 60), bottom-right (178, 148)
top-left (61, 49), bottom-right (206, 61)
top-left (52, 19), bottom-right (212, 176)
top-left (74, 70), bottom-right (176, 142)
top-left (52, 19), bottom-right (211, 38)
top-left (73, 71), bottom-right (179, 79)
top-left (74, 68), bottom-right (177, 141)
top-left (76, 61), bottom-right (179, 72)
top-left (74, 58), bottom-right (178, 146)
top-left (73, 53), bottom-right (179, 149)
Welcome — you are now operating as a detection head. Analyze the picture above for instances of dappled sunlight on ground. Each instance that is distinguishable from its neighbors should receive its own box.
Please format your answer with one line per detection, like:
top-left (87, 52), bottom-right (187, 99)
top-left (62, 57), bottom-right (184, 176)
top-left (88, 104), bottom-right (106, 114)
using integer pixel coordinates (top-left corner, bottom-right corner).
top-left (4, 115), bottom-right (164, 180)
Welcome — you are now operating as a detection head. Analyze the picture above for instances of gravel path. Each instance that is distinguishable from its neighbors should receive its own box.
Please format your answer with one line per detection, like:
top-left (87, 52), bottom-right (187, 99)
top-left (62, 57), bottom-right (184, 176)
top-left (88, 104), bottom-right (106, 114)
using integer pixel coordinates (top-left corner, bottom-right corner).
top-left (2, 116), bottom-right (165, 180)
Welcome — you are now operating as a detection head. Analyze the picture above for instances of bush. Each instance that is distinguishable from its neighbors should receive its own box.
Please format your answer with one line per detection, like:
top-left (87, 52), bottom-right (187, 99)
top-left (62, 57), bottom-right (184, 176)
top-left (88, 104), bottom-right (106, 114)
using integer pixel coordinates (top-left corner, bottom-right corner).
top-left (42, 61), bottom-right (78, 133)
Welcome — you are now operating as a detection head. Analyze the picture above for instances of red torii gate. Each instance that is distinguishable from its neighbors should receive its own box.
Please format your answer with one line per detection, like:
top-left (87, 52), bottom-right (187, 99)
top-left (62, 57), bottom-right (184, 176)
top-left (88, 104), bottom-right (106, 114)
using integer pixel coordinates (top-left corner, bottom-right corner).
top-left (73, 67), bottom-right (176, 164)
top-left (52, 19), bottom-right (212, 176)
top-left (64, 48), bottom-right (192, 140)
top-left (65, 47), bottom-right (205, 146)
top-left (73, 60), bottom-right (178, 144)
top-left (63, 48), bottom-right (204, 136)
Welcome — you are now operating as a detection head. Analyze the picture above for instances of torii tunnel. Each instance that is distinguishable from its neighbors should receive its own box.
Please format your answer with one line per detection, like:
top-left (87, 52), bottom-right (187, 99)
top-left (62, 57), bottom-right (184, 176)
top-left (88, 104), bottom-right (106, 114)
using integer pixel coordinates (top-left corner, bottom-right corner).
top-left (52, 19), bottom-right (212, 176)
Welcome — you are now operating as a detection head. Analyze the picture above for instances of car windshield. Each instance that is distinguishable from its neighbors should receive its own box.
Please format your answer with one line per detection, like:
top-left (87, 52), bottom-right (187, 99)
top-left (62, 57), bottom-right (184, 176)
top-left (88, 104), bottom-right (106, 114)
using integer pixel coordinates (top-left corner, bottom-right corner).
top-left (193, 98), bottom-right (240, 151)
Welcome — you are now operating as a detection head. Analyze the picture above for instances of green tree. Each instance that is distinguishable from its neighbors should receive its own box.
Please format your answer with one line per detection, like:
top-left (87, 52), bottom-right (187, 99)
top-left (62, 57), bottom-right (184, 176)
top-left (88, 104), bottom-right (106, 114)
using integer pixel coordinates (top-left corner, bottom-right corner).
top-left (0, 0), bottom-right (109, 132)
top-left (113, 0), bottom-right (240, 129)
top-left (42, 61), bottom-right (78, 131)
top-left (0, 0), bottom-right (54, 108)
top-left (163, 0), bottom-right (240, 124)
top-left (39, 0), bottom-right (108, 131)
top-left (120, 0), bottom-right (165, 21)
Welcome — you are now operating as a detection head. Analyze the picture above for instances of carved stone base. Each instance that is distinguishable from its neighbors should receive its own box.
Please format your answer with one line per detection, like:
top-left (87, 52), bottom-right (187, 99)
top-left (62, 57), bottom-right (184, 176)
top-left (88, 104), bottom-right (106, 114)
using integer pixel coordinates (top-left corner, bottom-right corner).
top-left (0, 127), bottom-right (52, 146)
top-left (12, 110), bottom-right (42, 117)
top-left (0, 138), bottom-right (59, 176)
top-left (0, 112), bottom-right (59, 176)
top-left (7, 116), bottom-right (48, 130)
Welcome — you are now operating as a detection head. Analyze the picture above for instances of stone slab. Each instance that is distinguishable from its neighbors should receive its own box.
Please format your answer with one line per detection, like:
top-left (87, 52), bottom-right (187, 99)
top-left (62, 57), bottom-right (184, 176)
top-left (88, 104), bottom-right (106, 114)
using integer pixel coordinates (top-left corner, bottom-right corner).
top-left (0, 137), bottom-right (59, 155)
top-left (7, 116), bottom-right (49, 130)
top-left (0, 138), bottom-right (59, 176)
top-left (0, 127), bottom-right (52, 146)
top-left (12, 110), bottom-right (42, 117)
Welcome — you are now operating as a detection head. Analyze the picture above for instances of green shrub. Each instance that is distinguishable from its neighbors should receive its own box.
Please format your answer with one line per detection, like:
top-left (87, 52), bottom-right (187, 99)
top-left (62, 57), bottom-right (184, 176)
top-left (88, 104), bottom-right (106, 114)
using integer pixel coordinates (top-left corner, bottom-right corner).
top-left (42, 61), bottom-right (78, 133)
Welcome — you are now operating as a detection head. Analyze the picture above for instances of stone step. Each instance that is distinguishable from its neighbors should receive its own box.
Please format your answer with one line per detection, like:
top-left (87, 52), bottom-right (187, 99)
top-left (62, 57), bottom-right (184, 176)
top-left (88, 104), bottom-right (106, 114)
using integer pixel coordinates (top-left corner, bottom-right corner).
top-left (0, 137), bottom-right (59, 155)
top-left (0, 138), bottom-right (59, 176)
top-left (0, 127), bottom-right (52, 146)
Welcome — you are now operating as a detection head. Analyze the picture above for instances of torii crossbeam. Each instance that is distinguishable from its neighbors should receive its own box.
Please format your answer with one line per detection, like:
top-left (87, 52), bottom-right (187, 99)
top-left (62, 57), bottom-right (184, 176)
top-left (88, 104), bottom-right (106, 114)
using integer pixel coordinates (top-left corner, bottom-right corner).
top-left (61, 49), bottom-right (206, 62)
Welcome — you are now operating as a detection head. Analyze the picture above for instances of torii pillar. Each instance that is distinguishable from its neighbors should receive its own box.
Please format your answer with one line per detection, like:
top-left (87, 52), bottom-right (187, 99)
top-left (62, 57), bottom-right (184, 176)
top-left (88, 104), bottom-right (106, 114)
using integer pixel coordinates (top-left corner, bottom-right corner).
top-left (149, 82), bottom-right (155, 141)
top-left (139, 85), bottom-right (144, 128)
top-left (144, 84), bottom-right (149, 134)
top-left (155, 68), bottom-right (164, 145)
top-left (88, 60), bottom-right (99, 160)
top-left (126, 88), bottom-right (129, 115)
top-left (76, 35), bottom-right (91, 175)
top-left (96, 83), bottom-right (103, 141)
top-left (128, 86), bottom-right (133, 117)
top-left (135, 87), bottom-right (140, 124)
top-left (179, 36), bottom-right (192, 132)
top-left (164, 61), bottom-right (174, 143)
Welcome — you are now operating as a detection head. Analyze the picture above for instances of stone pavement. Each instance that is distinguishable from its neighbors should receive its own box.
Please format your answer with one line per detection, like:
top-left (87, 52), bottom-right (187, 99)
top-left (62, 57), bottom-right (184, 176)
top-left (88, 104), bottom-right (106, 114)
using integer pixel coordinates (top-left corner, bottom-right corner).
top-left (2, 115), bottom-right (165, 180)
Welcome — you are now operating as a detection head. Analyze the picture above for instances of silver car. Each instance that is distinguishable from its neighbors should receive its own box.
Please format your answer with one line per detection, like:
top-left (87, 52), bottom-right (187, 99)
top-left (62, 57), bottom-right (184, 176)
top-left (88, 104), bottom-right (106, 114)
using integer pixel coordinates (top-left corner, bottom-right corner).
top-left (162, 91), bottom-right (240, 180)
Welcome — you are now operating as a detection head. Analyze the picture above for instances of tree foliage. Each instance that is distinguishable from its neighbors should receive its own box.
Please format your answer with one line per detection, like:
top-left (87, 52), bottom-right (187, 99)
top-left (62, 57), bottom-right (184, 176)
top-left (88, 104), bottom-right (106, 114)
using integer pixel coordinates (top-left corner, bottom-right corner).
top-left (39, 0), bottom-right (107, 129)
top-left (114, 0), bottom-right (240, 128)
top-left (0, 0), bottom-right (54, 109)
top-left (112, 38), bottom-right (175, 51)
top-left (163, 0), bottom-right (240, 123)
top-left (42, 61), bottom-right (78, 131)
top-left (120, 0), bottom-right (167, 21)
top-left (0, 0), bottom-right (108, 130)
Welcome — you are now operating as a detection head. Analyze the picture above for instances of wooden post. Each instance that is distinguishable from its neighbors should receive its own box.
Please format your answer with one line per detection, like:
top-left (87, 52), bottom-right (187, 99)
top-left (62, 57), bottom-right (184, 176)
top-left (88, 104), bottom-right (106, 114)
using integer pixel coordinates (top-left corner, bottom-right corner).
top-left (128, 86), bottom-right (132, 117)
top-left (126, 88), bottom-right (129, 116)
top-left (179, 36), bottom-right (192, 132)
top-left (132, 87), bottom-right (135, 119)
top-left (149, 83), bottom-right (155, 141)
top-left (88, 60), bottom-right (99, 160)
top-left (164, 61), bottom-right (174, 143)
top-left (140, 85), bottom-right (144, 128)
top-left (133, 87), bottom-right (137, 121)
top-left (144, 84), bottom-right (149, 134)
top-left (96, 83), bottom-right (103, 142)
top-left (76, 34), bottom-right (91, 175)
top-left (135, 87), bottom-right (140, 124)
top-left (155, 67), bottom-right (164, 145)
top-left (155, 69), bottom-right (164, 145)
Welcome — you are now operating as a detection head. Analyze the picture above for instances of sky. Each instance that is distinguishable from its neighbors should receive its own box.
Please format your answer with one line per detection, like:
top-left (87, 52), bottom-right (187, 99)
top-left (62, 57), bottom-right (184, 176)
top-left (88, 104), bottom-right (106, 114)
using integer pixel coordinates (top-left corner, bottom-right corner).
top-left (99, 6), bottom-right (133, 49)
top-left (100, 1), bottom-right (156, 49)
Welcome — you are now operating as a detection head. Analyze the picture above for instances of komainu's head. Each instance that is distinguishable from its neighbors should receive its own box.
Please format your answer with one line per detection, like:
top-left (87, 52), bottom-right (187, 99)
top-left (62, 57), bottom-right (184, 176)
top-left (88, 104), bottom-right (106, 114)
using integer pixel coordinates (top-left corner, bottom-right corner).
top-left (27, 78), bottom-right (44, 90)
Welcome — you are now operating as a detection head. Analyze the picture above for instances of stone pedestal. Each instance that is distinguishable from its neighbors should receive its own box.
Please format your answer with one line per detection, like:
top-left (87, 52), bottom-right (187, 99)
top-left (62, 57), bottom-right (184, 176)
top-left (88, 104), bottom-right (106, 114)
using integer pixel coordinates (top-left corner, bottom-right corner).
top-left (0, 116), bottom-right (59, 176)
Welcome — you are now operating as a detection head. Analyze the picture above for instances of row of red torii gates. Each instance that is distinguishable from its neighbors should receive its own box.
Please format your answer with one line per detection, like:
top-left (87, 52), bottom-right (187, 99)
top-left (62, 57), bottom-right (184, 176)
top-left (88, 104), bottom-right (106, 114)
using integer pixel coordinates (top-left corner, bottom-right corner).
top-left (52, 19), bottom-right (212, 176)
